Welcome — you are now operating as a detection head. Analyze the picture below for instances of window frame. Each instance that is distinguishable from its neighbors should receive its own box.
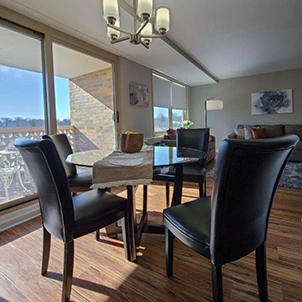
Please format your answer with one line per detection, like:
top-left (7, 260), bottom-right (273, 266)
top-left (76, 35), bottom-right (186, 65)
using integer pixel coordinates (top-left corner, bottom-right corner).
top-left (152, 71), bottom-right (189, 137)
top-left (0, 14), bottom-right (118, 212)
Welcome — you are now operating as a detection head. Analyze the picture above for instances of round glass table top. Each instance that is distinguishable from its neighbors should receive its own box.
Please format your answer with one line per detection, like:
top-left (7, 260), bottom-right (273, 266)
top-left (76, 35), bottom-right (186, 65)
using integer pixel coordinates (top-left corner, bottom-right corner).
top-left (66, 146), bottom-right (206, 168)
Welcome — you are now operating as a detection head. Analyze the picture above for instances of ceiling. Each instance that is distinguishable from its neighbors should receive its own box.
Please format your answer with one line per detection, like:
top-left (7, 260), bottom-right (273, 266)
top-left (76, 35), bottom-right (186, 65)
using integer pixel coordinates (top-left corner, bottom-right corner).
top-left (0, 0), bottom-right (301, 86)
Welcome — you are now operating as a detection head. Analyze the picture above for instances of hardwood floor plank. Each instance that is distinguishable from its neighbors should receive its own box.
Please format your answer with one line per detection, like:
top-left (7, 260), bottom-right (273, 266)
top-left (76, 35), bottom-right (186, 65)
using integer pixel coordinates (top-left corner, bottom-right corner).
top-left (0, 166), bottom-right (301, 301)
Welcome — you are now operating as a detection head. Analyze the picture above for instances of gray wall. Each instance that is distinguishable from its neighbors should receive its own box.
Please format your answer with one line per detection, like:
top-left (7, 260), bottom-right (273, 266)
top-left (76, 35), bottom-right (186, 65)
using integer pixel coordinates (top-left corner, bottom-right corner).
top-left (189, 68), bottom-right (302, 148)
top-left (117, 57), bottom-right (154, 138)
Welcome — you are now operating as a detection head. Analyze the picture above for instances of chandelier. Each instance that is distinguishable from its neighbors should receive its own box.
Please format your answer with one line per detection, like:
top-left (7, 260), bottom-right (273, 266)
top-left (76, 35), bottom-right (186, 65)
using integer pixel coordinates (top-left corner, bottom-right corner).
top-left (102, 0), bottom-right (170, 49)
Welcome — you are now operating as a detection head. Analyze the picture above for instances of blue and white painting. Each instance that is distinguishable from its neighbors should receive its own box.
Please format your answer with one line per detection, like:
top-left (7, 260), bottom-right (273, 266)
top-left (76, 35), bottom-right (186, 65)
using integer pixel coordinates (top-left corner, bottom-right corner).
top-left (251, 89), bottom-right (293, 115)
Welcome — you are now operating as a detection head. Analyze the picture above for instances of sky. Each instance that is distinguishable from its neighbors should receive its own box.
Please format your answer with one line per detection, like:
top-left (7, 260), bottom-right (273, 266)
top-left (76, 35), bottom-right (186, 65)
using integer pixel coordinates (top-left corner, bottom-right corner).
top-left (0, 65), bottom-right (70, 120)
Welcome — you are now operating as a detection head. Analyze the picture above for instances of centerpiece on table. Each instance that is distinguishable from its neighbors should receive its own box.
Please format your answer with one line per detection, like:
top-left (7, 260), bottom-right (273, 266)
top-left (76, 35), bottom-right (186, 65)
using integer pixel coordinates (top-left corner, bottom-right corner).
top-left (121, 131), bottom-right (144, 153)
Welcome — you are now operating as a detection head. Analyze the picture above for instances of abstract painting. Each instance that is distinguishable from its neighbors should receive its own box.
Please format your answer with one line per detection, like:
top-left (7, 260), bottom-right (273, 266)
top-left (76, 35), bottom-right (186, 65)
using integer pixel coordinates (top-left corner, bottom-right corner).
top-left (251, 89), bottom-right (293, 115)
top-left (129, 82), bottom-right (150, 107)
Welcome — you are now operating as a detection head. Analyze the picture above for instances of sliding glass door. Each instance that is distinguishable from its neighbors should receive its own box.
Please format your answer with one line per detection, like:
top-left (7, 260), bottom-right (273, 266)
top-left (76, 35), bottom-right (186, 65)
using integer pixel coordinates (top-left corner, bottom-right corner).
top-left (0, 24), bottom-right (45, 207)
top-left (52, 43), bottom-right (116, 156)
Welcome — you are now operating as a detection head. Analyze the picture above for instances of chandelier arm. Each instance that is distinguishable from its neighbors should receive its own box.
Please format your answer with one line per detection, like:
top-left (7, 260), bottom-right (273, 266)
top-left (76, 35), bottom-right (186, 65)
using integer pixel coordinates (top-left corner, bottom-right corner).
top-left (140, 34), bottom-right (165, 39)
top-left (140, 41), bottom-right (150, 49)
top-left (110, 36), bottom-right (131, 44)
top-left (135, 19), bottom-right (149, 35)
top-left (107, 23), bottom-right (132, 35)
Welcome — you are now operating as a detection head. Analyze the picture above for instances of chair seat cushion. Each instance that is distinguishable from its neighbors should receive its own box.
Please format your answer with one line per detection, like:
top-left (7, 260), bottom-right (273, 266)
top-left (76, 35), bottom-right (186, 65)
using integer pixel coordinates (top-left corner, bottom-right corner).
top-left (163, 197), bottom-right (211, 247)
top-left (69, 170), bottom-right (93, 188)
top-left (183, 164), bottom-right (206, 181)
top-left (153, 165), bottom-right (206, 183)
top-left (73, 189), bottom-right (127, 238)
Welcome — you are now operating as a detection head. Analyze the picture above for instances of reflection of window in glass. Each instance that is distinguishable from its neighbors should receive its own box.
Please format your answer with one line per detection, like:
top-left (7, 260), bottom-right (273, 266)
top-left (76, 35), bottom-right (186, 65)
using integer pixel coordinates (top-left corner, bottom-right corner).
top-left (0, 25), bottom-right (45, 207)
top-left (172, 109), bottom-right (186, 129)
top-left (154, 107), bottom-right (169, 133)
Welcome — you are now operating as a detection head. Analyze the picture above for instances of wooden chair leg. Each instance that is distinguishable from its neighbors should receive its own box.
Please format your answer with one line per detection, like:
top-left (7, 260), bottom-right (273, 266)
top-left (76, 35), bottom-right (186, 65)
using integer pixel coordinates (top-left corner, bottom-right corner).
top-left (199, 182), bottom-right (204, 198)
top-left (62, 241), bottom-right (74, 302)
top-left (165, 228), bottom-right (174, 277)
top-left (204, 177), bottom-right (207, 197)
top-left (94, 230), bottom-right (100, 241)
top-left (212, 264), bottom-right (224, 302)
top-left (256, 242), bottom-right (269, 302)
top-left (121, 214), bottom-right (133, 262)
top-left (143, 185), bottom-right (148, 216)
top-left (41, 227), bottom-right (51, 276)
top-left (165, 182), bottom-right (170, 208)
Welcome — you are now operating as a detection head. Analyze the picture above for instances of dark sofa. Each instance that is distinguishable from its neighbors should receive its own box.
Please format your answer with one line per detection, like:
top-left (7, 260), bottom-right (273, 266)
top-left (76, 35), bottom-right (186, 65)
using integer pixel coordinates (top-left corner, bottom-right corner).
top-left (228, 124), bottom-right (302, 162)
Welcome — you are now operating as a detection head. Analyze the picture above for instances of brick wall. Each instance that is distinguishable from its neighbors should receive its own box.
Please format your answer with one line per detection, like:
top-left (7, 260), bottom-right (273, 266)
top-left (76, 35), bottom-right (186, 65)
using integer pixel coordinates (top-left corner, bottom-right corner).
top-left (69, 68), bottom-right (115, 153)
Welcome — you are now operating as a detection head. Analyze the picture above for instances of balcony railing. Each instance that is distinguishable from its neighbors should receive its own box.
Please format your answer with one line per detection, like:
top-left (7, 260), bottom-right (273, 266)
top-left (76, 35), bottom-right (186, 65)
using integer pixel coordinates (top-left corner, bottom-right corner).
top-left (0, 125), bottom-right (75, 206)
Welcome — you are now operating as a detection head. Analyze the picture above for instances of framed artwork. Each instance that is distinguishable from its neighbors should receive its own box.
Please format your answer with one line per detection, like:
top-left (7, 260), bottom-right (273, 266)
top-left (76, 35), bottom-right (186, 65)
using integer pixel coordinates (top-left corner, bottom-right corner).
top-left (251, 89), bottom-right (293, 115)
top-left (129, 82), bottom-right (150, 107)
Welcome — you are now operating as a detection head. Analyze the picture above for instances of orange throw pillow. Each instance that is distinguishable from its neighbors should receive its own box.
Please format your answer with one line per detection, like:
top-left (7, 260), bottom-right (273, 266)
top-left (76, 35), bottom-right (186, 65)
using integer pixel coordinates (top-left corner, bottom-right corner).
top-left (251, 128), bottom-right (266, 139)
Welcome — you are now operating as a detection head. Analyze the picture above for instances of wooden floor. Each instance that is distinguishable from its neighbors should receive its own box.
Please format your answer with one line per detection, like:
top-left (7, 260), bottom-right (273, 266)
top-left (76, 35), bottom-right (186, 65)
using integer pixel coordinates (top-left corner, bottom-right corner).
top-left (0, 162), bottom-right (302, 302)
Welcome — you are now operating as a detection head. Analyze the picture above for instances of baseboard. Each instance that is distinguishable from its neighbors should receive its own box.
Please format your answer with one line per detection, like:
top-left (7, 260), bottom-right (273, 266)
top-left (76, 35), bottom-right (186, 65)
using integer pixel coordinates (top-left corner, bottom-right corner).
top-left (0, 200), bottom-right (40, 233)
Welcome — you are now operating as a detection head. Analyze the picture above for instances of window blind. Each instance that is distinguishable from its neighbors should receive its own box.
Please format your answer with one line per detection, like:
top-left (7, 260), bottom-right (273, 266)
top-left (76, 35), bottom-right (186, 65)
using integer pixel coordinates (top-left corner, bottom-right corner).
top-left (152, 74), bottom-right (171, 108)
top-left (171, 83), bottom-right (187, 110)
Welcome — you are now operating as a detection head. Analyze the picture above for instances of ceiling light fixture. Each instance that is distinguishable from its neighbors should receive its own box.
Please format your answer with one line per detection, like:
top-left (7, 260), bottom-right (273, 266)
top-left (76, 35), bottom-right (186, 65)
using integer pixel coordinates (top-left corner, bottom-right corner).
top-left (102, 0), bottom-right (170, 49)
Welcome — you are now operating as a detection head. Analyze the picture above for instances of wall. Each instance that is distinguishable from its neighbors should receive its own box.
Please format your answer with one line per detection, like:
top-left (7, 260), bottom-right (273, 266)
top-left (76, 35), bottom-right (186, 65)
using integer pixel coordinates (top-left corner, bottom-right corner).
top-left (189, 68), bottom-right (302, 147)
top-left (117, 57), bottom-right (153, 138)
top-left (70, 68), bottom-right (116, 153)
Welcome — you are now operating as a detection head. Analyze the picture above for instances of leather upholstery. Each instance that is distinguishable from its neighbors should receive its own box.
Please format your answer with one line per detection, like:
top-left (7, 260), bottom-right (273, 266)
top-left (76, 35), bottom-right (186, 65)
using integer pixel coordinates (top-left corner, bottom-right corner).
top-left (154, 128), bottom-right (209, 183)
top-left (164, 197), bottom-right (211, 258)
top-left (14, 138), bottom-right (128, 243)
top-left (73, 189), bottom-right (127, 238)
top-left (14, 138), bottom-right (75, 242)
top-left (229, 124), bottom-right (302, 162)
top-left (164, 135), bottom-right (299, 266)
top-left (43, 134), bottom-right (92, 189)
top-left (69, 171), bottom-right (93, 187)
top-left (42, 134), bottom-right (76, 179)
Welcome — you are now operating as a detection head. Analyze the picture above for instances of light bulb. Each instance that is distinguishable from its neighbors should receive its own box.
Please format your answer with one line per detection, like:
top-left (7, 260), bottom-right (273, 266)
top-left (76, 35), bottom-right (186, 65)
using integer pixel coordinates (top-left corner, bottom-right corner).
top-left (137, 0), bottom-right (153, 19)
top-left (103, 0), bottom-right (120, 23)
top-left (156, 7), bottom-right (170, 34)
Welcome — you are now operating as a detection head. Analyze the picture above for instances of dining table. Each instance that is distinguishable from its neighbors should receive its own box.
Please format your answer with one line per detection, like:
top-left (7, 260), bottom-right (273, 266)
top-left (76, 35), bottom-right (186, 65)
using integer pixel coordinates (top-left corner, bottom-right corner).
top-left (66, 145), bottom-right (206, 261)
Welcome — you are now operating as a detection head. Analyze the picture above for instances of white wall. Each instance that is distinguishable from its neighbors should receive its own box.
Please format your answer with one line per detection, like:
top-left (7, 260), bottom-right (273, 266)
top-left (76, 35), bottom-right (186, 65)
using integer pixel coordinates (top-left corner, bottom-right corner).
top-left (189, 68), bottom-right (302, 147)
top-left (117, 57), bottom-right (154, 138)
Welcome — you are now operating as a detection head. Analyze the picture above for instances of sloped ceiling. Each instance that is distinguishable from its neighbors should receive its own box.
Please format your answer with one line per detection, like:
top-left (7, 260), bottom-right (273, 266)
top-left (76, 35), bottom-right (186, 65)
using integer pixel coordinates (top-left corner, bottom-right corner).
top-left (0, 0), bottom-right (301, 86)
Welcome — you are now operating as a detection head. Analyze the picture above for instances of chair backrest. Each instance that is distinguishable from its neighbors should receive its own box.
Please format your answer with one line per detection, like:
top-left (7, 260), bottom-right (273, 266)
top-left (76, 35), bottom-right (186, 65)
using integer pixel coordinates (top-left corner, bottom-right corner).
top-left (177, 128), bottom-right (210, 165)
top-left (210, 135), bottom-right (299, 266)
top-left (42, 134), bottom-right (77, 179)
top-left (14, 138), bottom-right (74, 243)
top-left (177, 128), bottom-right (210, 151)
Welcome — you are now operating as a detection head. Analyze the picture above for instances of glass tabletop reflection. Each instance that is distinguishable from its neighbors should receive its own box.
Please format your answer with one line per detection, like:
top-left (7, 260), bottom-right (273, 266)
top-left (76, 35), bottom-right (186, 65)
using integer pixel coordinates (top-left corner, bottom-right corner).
top-left (66, 146), bottom-right (205, 168)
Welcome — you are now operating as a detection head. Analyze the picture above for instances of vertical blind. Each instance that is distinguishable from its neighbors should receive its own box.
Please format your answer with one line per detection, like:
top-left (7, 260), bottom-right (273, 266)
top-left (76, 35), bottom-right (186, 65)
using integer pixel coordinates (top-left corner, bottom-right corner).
top-left (153, 74), bottom-right (187, 109)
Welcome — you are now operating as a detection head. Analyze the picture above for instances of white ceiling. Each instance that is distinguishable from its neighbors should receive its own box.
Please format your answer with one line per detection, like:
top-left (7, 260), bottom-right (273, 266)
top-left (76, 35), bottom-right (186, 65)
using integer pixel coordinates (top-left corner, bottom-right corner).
top-left (0, 0), bottom-right (301, 86)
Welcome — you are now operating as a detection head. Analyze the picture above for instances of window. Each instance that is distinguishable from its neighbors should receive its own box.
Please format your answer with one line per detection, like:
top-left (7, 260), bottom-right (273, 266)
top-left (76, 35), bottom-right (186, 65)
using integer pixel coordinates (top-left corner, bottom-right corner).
top-left (154, 107), bottom-right (169, 133)
top-left (53, 43), bottom-right (116, 155)
top-left (0, 20), bottom-right (117, 211)
top-left (152, 73), bottom-right (187, 135)
top-left (0, 24), bottom-right (45, 207)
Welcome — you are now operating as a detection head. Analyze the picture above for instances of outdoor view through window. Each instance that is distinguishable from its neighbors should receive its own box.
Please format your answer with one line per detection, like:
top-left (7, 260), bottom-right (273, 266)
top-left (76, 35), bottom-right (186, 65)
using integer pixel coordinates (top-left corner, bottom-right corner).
top-left (0, 26), bottom-right (115, 207)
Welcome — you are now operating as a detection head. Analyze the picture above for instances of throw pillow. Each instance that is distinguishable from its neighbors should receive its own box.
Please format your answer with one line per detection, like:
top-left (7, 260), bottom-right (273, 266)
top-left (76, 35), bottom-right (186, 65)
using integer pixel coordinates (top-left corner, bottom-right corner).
top-left (251, 127), bottom-right (267, 139)
top-left (244, 127), bottom-right (253, 139)
top-left (234, 128), bottom-right (245, 139)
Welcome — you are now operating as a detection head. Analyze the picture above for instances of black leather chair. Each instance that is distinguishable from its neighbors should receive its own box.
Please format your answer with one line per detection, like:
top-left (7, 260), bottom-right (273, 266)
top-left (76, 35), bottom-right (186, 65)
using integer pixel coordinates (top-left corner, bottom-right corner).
top-left (42, 134), bottom-right (92, 193)
top-left (163, 135), bottom-right (299, 302)
top-left (14, 138), bottom-right (134, 302)
top-left (154, 128), bottom-right (209, 207)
